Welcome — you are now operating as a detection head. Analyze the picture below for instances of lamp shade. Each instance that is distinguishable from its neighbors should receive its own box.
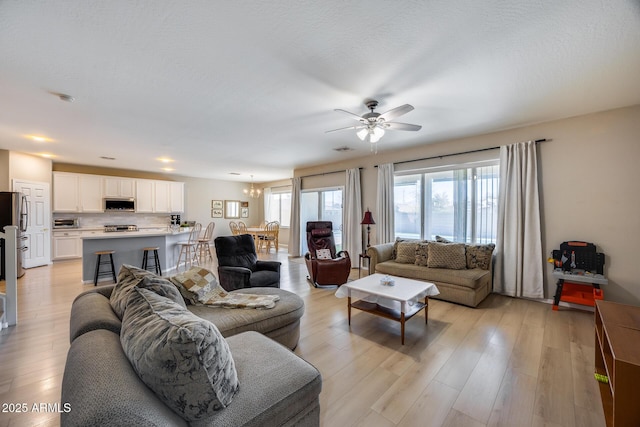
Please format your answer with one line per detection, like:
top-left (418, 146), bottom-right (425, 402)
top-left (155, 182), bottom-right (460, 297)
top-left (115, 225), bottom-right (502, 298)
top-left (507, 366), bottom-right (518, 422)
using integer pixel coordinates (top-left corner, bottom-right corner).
top-left (361, 209), bottom-right (375, 225)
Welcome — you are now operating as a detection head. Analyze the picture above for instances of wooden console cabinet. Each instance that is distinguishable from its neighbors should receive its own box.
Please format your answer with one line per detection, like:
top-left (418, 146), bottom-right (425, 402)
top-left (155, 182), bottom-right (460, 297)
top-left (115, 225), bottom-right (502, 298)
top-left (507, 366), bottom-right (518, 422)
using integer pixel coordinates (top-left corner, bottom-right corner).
top-left (594, 300), bottom-right (640, 427)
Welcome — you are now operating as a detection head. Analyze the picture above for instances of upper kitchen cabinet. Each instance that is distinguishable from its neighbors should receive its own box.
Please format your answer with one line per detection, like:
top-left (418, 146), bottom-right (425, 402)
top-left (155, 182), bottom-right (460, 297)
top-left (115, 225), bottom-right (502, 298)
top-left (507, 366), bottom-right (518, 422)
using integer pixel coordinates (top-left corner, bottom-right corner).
top-left (103, 177), bottom-right (135, 198)
top-left (53, 172), bottom-right (79, 212)
top-left (169, 181), bottom-right (184, 213)
top-left (153, 181), bottom-right (170, 213)
top-left (136, 179), bottom-right (184, 213)
top-left (135, 179), bottom-right (154, 213)
top-left (78, 174), bottom-right (103, 212)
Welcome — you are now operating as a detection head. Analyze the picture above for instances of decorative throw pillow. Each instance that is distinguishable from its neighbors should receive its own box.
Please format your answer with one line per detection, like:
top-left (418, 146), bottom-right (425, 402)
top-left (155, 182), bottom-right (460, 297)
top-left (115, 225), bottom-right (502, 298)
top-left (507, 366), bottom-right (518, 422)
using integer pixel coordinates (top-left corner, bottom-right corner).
top-left (393, 238), bottom-right (419, 260)
top-left (395, 242), bottom-right (418, 264)
top-left (415, 242), bottom-right (430, 266)
top-left (110, 264), bottom-right (185, 319)
top-left (316, 248), bottom-right (332, 260)
top-left (170, 267), bottom-right (225, 305)
top-left (120, 287), bottom-right (239, 420)
top-left (427, 242), bottom-right (467, 270)
top-left (466, 243), bottom-right (496, 270)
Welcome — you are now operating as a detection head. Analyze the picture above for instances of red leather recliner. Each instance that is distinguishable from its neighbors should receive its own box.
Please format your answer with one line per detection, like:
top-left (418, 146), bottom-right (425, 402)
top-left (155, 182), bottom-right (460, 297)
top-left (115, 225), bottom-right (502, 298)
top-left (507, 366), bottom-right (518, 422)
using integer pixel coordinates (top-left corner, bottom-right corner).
top-left (304, 221), bottom-right (351, 287)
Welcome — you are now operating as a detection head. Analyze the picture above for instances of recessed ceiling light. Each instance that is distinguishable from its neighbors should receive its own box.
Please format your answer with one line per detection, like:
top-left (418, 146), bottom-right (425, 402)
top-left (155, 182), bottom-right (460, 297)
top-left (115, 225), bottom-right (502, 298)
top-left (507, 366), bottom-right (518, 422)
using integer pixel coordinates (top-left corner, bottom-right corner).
top-left (39, 153), bottom-right (56, 158)
top-left (162, 167), bottom-right (175, 172)
top-left (100, 156), bottom-right (116, 160)
top-left (25, 135), bottom-right (54, 142)
top-left (156, 157), bottom-right (174, 163)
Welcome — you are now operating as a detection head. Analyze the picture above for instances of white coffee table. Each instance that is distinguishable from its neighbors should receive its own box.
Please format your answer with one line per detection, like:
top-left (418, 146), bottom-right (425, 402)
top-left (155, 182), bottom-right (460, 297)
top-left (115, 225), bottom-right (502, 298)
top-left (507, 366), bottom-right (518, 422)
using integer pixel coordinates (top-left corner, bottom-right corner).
top-left (335, 274), bottom-right (439, 344)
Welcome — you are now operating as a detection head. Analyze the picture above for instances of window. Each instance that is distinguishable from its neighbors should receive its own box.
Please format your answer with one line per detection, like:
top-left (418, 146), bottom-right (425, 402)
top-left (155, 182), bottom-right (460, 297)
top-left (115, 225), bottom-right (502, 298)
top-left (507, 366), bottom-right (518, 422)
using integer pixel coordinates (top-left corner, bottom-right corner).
top-left (265, 187), bottom-right (291, 227)
top-left (300, 187), bottom-right (343, 253)
top-left (394, 163), bottom-right (499, 244)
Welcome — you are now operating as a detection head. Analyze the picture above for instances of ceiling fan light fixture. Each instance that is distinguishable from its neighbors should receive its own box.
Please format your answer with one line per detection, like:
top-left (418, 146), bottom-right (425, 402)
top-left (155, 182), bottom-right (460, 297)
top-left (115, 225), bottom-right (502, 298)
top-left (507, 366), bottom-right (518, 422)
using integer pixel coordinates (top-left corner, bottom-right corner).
top-left (372, 126), bottom-right (385, 139)
top-left (356, 128), bottom-right (369, 141)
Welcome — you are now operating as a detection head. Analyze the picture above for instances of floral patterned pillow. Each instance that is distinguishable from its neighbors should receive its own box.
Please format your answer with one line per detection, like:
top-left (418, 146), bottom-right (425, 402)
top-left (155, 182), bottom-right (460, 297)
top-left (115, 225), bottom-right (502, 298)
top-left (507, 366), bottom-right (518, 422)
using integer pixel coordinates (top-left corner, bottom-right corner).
top-left (465, 244), bottom-right (495, 270)
top-left (110, 264), bottom-right (185, 319)
top-left (415, 242), bottom-right (430, 266)
top-left (120, 287), bottom-right (239, 420)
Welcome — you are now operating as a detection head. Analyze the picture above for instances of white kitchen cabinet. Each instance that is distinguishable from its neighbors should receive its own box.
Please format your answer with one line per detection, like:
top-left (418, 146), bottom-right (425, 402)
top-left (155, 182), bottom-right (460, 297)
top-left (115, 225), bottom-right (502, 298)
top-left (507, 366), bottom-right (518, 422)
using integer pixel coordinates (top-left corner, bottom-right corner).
top-left (52, 231), bottom-right (82, 260)
top-left (135, 179), bottom-right (155, 213)
top-left (154, 181), bottom-right (170, 213)
top-left (53, 172), bottom-right (79, 212)
top-left (78, 174), bottom-right (103, 212)
top-left (103, 177), bottom-right (135, 198)
top-left (169, 181), bottom-right (184, 213)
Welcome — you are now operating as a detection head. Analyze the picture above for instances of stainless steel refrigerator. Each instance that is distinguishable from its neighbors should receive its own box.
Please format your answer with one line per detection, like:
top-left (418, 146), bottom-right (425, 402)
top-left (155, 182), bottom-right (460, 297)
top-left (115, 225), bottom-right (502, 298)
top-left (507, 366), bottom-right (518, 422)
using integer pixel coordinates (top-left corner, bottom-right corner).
top-left (0, 191), bottom-right (28, 279)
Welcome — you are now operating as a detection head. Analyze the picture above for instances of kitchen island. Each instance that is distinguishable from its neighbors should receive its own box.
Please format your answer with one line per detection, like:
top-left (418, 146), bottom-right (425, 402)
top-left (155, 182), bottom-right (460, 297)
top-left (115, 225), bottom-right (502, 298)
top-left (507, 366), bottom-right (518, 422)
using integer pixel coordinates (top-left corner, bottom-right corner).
top-left (81, 228), bottom-right (192, 284)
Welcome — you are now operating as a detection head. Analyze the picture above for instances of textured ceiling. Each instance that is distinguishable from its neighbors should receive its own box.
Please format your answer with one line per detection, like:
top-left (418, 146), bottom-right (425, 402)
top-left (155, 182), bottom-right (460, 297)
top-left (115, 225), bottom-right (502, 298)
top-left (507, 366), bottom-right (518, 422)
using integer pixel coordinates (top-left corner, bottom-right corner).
top-left (1, 1), bottom-right (639, 182)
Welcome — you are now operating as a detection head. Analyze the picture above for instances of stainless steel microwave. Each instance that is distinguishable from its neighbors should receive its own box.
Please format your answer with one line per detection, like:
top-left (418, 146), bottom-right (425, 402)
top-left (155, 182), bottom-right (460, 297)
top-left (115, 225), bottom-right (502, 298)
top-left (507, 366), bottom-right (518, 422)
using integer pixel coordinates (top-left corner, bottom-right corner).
top-left (104, 198), bottom-right (135, 212)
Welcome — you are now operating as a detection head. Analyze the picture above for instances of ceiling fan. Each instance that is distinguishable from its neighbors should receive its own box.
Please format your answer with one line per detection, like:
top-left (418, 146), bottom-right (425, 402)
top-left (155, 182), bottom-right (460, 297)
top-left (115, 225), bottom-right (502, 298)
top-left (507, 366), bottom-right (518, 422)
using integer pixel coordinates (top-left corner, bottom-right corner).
top-left (326, 100), bottom-right (422, 148)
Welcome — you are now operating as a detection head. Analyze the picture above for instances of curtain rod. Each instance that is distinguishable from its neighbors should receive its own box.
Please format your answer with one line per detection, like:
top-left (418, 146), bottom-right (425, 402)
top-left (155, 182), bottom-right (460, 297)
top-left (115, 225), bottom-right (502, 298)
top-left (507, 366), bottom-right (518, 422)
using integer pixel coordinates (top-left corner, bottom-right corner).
top-left (382, 138), bottom-right (549, 167)
top-left (297, 167), bottom-right (363, 179)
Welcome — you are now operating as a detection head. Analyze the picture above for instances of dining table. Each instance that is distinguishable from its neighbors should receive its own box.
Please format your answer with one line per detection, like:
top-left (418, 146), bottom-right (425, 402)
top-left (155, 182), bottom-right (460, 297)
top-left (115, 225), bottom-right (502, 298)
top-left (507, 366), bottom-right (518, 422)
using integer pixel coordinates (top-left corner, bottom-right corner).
top-left (246, 227), bottom-right (265, 250)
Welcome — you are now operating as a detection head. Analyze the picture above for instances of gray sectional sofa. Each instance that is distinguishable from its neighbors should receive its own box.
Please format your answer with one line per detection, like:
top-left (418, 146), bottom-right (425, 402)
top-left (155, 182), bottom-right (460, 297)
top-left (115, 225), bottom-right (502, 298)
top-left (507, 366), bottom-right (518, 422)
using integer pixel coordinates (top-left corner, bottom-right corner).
top-left (61, 265), bottom-right (322, 426)
top-left (368, 239), bottom-right (495, 307)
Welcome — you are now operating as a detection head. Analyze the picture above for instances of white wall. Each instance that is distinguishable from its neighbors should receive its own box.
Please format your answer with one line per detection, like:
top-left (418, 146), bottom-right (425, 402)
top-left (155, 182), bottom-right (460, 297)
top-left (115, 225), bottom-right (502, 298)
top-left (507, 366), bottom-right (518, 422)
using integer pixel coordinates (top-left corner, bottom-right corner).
top-left (179, 175), bottom-right (262, 239)
top-left (9, 152), bottom-right (52, 185)
top-left (294, 105), bottom-right (640, 305)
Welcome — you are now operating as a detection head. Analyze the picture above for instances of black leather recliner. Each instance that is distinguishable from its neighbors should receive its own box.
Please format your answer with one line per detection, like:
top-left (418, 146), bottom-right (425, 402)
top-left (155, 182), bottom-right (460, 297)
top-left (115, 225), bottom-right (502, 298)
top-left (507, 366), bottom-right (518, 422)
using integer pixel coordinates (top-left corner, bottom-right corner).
top-left (214, 234), bottom-right (281, 291)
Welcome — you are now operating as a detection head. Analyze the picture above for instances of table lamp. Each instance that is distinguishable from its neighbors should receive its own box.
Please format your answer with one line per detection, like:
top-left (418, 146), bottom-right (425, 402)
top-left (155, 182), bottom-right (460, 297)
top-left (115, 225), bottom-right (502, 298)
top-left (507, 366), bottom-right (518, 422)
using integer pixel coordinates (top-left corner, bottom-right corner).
top-left (361, 209), bottom-right (375, 251)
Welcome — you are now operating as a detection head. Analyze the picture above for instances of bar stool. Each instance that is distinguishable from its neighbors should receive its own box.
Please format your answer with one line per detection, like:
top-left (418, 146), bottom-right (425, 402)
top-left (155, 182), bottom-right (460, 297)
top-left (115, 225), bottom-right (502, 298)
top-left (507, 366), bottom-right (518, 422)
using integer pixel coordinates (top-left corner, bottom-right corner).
top-left (176, 223), bottom-right (201, 271)
top-left (141, 247), bottom-right (162, 275)
top-left (94, 250), bottom-right (116, 286)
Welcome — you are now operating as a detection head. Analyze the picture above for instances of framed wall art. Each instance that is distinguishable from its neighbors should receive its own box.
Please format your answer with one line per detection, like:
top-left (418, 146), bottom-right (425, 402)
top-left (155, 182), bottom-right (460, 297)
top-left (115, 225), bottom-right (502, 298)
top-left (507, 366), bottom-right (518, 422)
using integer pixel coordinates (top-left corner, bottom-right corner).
top-left (211, 208), bottom-right (223, 218)
top-left (241, 207), bottom-right (249, 218)
top-left (211, 200), bottom-right (223, 209)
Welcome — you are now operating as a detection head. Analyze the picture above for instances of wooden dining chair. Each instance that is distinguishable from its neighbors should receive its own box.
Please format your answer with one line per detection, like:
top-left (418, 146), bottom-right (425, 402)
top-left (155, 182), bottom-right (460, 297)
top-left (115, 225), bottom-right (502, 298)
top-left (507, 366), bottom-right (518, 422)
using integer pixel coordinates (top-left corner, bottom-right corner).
top-left (229, 221), bottom-right (239, 235)
top-left (258, 221), bottom-right (279, 253)
top-left (196, 222), bottom-right (215, 263)
top-left (237, 221), bottom-right (247, 234)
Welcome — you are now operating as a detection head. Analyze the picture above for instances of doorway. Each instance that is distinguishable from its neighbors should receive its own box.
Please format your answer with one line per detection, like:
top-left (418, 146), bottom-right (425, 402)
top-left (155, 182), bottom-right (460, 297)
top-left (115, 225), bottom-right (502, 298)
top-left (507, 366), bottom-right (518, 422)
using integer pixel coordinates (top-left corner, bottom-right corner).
top-left (12, 180), bottom-right (51, 268)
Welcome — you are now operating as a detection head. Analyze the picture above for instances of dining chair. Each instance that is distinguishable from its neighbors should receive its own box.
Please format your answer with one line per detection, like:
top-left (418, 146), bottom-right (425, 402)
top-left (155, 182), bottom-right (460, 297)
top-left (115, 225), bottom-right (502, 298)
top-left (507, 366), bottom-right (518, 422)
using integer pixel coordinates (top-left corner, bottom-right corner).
top-left (196, 222), bottom-right (215, 263)
top-left (258, 221), bottom-right (279, 253)
top-left (176, 223), bottom-right (202, 271)
top-left (229, 221), bottom-right (239, 235)
top-left (237, 221), bottom-right (247, 234)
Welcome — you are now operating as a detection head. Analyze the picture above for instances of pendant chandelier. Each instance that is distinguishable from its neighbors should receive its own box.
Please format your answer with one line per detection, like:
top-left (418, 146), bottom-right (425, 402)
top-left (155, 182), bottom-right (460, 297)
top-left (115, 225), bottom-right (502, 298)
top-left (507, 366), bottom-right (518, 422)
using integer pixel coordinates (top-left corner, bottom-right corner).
top-left (243, 175), bottom-right (261, 198)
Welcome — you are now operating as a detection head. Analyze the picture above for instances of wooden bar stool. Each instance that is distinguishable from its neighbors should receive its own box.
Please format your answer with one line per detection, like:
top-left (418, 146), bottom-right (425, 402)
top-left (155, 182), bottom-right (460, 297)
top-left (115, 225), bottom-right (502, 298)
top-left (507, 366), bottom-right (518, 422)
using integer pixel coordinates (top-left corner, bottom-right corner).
top-left (141, 247), bottom-right (162, 275)
top-left (94, 250), bottom-right (116, 286)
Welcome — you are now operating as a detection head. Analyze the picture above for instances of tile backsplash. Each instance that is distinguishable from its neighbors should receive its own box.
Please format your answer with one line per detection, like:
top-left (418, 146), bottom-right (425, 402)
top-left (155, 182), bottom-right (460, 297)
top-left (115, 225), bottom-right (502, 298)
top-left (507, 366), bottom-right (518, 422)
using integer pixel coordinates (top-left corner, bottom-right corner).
top-left (53, 213), bottom-right (171, 229)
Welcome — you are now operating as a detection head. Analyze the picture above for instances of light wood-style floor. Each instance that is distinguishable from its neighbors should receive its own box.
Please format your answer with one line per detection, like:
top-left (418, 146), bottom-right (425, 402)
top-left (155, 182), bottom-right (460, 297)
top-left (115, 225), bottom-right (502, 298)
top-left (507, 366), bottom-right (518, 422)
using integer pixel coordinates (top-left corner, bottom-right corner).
top-left (0, 251), bottom-right (605, 427)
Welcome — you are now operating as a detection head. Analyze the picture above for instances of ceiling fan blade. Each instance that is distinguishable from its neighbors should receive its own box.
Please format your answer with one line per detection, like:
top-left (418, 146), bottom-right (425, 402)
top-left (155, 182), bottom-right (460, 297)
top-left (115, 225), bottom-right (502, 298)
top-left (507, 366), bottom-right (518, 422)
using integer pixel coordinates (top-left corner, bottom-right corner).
top-left (378, 104), bottom-right (414, 121)
top-left (334, 109), bottom-right (365, 121)
top-left (384, 122), bottom-right (422, 131)
top-left (325, 125), bottom-right (366, 133)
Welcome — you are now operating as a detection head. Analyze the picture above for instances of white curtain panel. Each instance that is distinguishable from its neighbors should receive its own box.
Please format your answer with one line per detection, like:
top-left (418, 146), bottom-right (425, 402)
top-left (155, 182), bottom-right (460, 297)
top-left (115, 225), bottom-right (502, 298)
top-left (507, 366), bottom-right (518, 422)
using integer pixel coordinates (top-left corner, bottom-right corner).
top-left (494, 141), bottom-right (544, 298)
top-left (288, 177), bottom-right (302, 257)
top-left (376, 163), bottom-right (395, 244)
top-left (344, 168), bottom-right (363, 258)
top-left (262, 187), bottom-right (272, 222)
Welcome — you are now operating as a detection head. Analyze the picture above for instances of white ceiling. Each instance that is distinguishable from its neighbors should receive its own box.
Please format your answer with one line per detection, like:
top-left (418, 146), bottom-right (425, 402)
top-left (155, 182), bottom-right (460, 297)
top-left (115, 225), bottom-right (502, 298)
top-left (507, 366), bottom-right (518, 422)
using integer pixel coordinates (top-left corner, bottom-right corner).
top-left (1, 1), bottom-right (639, 183)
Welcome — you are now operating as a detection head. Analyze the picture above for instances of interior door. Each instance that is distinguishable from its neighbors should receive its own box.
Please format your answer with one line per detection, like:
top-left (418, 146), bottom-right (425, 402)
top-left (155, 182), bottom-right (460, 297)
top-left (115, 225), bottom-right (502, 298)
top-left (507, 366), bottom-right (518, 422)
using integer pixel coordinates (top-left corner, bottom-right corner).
top-left (13, 180), bottom-right (51, 268)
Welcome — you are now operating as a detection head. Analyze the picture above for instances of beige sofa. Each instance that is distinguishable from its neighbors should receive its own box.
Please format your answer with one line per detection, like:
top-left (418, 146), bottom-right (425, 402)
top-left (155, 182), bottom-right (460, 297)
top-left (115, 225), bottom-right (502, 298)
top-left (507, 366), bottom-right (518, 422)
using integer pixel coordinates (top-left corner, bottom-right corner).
top-left (367, 239), bottom-right (494, 307)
